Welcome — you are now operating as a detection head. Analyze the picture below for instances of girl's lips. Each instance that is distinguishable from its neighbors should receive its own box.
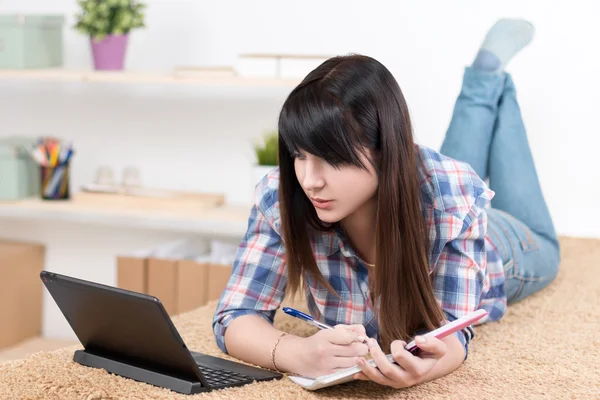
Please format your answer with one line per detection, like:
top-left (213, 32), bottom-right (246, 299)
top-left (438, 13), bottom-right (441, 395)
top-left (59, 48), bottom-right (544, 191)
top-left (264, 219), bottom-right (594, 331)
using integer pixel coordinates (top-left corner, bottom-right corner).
top-left (311, 198), bottom-right (333, 209)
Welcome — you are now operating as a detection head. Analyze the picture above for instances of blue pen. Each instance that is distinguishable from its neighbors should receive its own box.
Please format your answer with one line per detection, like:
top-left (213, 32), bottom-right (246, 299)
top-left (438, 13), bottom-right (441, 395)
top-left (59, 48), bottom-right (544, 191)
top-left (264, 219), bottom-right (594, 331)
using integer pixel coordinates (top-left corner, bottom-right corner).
top-left (282, 307), bottom-right (334, 330)
top-left (283, 307), bottom-right (369, 344)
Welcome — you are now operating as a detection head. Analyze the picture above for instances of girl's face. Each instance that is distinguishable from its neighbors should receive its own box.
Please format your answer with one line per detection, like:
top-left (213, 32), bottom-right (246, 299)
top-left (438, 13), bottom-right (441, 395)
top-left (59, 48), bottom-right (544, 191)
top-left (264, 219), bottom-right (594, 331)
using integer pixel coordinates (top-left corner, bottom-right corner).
top-left (294, 150), bottom-right (378, 223)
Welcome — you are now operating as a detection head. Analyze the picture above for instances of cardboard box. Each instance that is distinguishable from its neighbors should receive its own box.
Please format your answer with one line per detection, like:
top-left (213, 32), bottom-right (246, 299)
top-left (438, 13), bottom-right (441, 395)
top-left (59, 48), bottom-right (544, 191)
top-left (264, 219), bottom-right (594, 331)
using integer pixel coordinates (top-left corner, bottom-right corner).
top-left (117, 256), bottom-right (148, 294)
top-left (117, 257), bottom-right (233, 315)
top-left (147, 258), bottom-right (178, 315)
top-left (177, 259), bottom-right (209, 314)
top-left (148, 258), bottom-right (212, 316)
top-left (116, 239), bottom-right (216, 316)
top-left (0, 240), bottom-right (45, 349)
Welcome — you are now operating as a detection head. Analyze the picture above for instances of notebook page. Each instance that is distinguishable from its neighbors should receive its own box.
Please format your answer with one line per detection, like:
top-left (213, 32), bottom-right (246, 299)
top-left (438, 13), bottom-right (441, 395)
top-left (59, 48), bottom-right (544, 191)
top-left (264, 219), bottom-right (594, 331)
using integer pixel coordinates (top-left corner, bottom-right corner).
top-left (288, 354), bottom-right (395, 388)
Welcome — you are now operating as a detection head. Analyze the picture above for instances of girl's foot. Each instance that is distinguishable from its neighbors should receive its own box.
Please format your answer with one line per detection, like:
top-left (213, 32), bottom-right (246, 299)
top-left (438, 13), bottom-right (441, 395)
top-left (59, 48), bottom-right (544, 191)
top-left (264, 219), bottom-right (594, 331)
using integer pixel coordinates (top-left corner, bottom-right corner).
top-left (471, 18), bottom-right (535, 73)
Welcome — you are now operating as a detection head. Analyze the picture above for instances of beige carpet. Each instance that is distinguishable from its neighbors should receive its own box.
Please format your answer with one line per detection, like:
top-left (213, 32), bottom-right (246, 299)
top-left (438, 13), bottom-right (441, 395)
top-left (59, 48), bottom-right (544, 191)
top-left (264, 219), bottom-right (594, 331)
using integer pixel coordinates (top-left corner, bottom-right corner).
top-left (1, 237), bottom-right (599, 400)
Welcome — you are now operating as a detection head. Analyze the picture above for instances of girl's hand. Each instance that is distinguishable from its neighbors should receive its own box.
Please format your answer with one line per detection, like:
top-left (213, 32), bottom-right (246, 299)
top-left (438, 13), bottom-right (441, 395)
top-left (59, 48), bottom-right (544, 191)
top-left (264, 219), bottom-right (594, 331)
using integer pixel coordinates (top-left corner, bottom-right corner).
top-left (353, 336), bottom-right (448, 388)
top-left (333, 323), bottom-right (367, 338)
top-left (278, 327), bottom-right (368, 378)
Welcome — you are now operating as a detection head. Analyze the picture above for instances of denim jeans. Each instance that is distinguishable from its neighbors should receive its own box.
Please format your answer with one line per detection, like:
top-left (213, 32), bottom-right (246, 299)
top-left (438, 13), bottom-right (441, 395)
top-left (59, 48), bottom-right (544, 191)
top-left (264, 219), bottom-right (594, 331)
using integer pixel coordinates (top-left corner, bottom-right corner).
top-left (440, 67), bottom-right (561, 304)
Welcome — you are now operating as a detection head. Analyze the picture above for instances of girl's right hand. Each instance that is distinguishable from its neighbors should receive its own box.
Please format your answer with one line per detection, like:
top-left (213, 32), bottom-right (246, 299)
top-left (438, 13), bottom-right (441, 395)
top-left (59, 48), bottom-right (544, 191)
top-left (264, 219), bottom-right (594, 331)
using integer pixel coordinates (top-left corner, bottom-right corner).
top-left (279, 327), bottom-right (369, 378)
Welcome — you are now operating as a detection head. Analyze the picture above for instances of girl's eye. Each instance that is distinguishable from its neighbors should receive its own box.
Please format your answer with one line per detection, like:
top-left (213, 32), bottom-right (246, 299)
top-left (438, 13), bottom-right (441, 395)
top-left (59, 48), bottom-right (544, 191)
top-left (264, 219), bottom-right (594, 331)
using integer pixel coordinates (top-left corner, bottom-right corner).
top-left (292, 152), bottom-right (306, 160)
top-left (325, 159), bottom-right (345, 170)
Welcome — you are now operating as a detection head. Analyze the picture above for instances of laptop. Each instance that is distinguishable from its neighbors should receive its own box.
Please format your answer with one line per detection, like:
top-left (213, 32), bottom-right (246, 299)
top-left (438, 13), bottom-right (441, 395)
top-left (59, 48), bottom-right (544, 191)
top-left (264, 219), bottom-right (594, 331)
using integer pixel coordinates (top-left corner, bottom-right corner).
top-left (40, 270), bottom-right (282, 395)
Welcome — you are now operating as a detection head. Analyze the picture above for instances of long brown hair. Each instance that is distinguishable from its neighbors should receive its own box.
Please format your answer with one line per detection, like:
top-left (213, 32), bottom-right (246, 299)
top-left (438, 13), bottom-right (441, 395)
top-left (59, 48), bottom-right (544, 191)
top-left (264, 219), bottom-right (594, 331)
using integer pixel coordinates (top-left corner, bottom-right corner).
top-left (277, 54), bottom-right (443, 351)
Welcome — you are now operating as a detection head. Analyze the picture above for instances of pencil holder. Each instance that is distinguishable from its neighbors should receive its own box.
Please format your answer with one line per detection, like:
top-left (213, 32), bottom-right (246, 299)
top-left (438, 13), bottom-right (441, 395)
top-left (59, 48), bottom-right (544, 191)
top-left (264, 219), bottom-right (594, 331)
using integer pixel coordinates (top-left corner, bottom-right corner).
top-left (40, 163), bottom-right (70, 200)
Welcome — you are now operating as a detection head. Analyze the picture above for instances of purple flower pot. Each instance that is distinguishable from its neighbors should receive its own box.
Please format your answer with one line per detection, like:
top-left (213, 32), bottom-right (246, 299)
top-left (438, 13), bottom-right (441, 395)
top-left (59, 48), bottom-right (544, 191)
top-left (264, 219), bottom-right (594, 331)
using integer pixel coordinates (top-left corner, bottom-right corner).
top-left (90, 34), bottom-right (128, 71)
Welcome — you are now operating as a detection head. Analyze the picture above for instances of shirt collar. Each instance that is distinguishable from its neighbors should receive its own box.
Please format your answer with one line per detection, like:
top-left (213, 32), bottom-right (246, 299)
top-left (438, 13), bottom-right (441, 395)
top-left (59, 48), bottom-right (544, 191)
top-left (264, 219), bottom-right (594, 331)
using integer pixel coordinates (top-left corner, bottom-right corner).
top-left (318, 224), bottom-right (357, 259)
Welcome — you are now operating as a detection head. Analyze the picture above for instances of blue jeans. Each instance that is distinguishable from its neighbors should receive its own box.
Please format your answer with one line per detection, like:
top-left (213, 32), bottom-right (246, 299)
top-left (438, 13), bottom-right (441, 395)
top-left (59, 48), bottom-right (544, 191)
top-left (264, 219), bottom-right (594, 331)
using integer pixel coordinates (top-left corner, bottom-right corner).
top-left (440, 67), bottom-right (561, 304)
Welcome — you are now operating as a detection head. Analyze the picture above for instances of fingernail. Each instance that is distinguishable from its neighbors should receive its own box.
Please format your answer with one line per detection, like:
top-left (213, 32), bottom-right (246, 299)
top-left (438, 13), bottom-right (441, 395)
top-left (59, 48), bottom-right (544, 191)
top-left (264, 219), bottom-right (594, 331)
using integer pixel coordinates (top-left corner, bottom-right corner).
top-left (357, 335), bottom-right (366, 342)
top-left (357, 358), bottom-right (365, 366)
top-left (369, 338), bottom-right (377, 347)
top-left (416, 336), bottom-right (427, 343)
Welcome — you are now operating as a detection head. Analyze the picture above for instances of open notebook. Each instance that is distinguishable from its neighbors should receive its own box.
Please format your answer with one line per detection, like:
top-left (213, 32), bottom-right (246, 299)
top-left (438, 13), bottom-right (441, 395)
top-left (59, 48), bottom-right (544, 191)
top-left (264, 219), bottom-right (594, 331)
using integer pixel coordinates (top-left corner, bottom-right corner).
top-left (289, 354), bottom-right (396, 390)
top-left (287, 309), bottom-right (488, 390)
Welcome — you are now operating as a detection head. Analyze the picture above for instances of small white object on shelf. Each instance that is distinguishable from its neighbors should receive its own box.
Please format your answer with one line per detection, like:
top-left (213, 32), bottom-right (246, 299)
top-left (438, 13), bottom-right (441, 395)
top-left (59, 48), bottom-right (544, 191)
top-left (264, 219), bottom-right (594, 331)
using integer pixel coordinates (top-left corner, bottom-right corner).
top-left (121, 166), bottom-right (142, 188)
top-left (94, 166), bottom-right (116, 186)
top-left (236, 53), bottom-right (333, 79)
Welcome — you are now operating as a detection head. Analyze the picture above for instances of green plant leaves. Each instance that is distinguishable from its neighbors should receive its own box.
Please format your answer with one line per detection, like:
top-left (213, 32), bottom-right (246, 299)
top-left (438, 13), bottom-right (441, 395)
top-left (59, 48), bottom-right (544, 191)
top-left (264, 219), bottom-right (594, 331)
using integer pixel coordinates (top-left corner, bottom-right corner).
top-left (74, 0), bottom-right (146, 39)
top-left (254, 131), bottom-right (279, 166)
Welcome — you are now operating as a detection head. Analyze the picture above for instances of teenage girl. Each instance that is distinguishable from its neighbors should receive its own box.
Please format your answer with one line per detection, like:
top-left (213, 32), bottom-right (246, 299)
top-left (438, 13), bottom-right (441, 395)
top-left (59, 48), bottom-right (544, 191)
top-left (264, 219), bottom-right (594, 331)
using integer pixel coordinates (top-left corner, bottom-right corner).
top-left (212, 19), bottom-right (560, 388)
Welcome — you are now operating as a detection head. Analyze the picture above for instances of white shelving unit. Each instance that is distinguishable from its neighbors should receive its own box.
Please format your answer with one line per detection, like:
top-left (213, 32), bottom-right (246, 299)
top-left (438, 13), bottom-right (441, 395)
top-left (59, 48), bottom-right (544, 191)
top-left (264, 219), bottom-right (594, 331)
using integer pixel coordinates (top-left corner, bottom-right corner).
top-left (0, 68), bottom-right (301, 87)
top-left (0, 198), bottom-right (250, 237)
top-left (0, 67), bottom-right (284, 238)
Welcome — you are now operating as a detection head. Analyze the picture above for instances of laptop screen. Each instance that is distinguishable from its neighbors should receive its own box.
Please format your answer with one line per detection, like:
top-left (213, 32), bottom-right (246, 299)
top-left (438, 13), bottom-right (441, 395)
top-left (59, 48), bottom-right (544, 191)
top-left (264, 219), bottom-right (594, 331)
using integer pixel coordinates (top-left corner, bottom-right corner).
top-left (42, 272), bottom-right (202, 382)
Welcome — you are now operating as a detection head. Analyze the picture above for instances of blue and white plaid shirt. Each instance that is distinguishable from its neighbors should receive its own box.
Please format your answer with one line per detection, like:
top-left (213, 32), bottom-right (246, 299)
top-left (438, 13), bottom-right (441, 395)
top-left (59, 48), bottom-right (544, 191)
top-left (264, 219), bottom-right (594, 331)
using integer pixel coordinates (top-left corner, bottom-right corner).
top-left (213, 144), bottom-right (506, 357)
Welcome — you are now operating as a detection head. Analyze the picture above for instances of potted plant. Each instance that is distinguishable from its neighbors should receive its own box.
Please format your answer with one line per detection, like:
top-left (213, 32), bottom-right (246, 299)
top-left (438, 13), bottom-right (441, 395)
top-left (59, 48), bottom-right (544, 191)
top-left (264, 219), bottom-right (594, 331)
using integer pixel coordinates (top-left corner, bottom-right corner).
top-left (74, 0), bottom-right (146, 71)
top-left (252, 130), bottom-right (278, 186)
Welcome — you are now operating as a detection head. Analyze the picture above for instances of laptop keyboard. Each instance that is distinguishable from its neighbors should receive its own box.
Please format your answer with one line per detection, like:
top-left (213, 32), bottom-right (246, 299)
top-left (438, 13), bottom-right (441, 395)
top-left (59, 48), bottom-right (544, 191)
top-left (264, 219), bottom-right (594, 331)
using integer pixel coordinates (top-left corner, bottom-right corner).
top-left (196, 365), bottom-right (254, 387)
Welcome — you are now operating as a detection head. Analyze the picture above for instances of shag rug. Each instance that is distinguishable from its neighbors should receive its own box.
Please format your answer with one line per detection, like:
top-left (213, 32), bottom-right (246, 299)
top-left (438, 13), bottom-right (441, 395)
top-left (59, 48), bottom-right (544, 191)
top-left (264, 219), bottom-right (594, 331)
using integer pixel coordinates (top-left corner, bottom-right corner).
top-left (1, 237), bottom-right (599, 399)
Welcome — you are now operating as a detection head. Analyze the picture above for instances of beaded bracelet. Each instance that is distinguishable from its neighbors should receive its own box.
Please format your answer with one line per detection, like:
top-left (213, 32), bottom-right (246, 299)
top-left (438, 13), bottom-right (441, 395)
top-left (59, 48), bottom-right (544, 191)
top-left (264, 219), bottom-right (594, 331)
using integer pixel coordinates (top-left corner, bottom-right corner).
top-left (270, 332), bottom-right (289, 373)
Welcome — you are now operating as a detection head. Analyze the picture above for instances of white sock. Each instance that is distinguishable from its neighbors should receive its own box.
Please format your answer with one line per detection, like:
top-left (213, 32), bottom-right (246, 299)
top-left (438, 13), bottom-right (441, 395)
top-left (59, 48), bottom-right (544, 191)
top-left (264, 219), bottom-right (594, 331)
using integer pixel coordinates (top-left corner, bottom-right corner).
top-left (473, 18), bottom-right (535, 73)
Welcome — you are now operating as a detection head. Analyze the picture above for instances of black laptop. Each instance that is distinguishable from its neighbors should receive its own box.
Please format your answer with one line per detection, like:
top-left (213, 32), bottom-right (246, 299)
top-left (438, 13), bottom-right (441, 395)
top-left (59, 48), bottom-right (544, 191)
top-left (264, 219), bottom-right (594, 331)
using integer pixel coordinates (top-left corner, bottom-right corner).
top-left (40, 270), bottom-right (282, 395)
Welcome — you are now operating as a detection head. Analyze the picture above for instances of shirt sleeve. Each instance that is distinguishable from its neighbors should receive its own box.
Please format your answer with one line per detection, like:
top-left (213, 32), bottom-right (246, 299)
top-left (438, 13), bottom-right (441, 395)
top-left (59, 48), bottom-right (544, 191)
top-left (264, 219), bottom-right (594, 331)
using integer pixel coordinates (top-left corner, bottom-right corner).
top-left (211, 202), bottom-right (287, 354)
top-left (431, 199), bottom-right (489, 360)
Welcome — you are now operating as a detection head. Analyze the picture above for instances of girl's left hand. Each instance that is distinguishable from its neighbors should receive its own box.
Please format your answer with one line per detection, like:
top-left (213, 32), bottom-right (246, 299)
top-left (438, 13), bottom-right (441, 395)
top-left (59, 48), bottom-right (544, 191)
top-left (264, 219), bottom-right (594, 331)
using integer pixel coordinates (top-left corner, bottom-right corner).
top-left (353, 336), bottom-right (447, 388)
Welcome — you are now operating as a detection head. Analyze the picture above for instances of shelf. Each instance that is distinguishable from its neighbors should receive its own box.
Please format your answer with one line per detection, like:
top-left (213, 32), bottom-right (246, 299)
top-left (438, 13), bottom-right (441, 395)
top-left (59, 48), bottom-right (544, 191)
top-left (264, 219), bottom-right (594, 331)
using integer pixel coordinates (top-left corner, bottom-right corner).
top-left (0, 197), bottom-right (251, 237)
top-left (0, 68), bottom-right (301, 87)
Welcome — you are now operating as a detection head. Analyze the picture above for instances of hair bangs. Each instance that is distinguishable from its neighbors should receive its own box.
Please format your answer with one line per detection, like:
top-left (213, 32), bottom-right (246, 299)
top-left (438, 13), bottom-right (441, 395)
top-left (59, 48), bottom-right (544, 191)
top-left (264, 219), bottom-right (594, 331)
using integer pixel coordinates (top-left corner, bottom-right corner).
top-left (279, 84), bottom-right (367, 169)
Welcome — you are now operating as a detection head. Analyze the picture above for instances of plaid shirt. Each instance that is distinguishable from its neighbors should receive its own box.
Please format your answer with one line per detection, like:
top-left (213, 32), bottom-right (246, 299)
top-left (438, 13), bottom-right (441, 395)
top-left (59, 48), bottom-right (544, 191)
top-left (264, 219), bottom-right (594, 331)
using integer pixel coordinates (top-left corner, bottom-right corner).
top-left (213, 144), bottom-right (506, 356)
